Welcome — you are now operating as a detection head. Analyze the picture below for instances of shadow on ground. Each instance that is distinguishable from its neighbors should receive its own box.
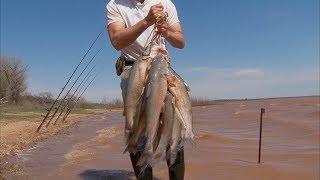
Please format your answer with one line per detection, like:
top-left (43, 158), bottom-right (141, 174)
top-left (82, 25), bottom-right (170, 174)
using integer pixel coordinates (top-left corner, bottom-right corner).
top-left (79, 169), bottom-right (161, 180)
top-left (79, 169), bottom-right (135, 180)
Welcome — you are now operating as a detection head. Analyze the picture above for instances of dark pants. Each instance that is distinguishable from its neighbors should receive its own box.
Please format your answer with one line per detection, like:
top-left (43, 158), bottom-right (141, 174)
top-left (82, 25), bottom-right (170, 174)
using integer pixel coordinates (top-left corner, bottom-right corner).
top-left (129, 148), bottom-right (185, 180)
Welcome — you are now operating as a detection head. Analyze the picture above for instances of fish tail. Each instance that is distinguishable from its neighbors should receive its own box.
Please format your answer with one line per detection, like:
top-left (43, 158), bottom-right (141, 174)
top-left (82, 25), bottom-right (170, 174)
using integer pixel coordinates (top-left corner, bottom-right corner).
top-left (137, 150), bottom-right (153, 171)
top-left (185, 129), bottom-right (195, 140)
top-left (174, 105), bottom-right (188, 130)
top-left (168, 145), bottom-right (184, 166)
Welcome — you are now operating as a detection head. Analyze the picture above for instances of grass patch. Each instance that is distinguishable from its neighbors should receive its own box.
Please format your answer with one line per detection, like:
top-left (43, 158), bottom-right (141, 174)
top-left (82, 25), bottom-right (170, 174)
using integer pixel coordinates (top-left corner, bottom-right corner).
top-left (0, 107), bottom-right (98, 122)
top-left (2, 108), bottom-right (46, 113)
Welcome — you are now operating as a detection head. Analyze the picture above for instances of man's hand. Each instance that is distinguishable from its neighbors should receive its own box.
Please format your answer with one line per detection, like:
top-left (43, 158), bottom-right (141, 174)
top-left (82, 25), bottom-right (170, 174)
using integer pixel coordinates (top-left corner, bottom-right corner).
top-left (156, 22), bottom-right (170, 37)
top-left (157, 22), bottom-right (185, 49)
top-left (144, 3), bottom-right (164, 26)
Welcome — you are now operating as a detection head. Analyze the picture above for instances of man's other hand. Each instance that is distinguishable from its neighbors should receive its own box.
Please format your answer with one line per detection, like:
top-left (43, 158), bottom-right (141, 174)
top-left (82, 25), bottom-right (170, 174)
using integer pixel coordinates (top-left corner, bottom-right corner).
top-left (156, 22), bottom-right (169, 37)
top-left (156, 22), bottom-right (185, 49)
top-left (144, 3), bottom-right (164, 26)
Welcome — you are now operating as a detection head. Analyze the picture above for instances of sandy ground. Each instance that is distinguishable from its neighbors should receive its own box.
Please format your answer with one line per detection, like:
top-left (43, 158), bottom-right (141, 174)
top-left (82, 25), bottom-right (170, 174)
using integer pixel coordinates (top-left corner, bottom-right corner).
top-left (0, 108), bottom-right (108, 178)
top-left (0, 109), bottom-right (107, 157)
top-left (1, 96), bottom-right (319, 179)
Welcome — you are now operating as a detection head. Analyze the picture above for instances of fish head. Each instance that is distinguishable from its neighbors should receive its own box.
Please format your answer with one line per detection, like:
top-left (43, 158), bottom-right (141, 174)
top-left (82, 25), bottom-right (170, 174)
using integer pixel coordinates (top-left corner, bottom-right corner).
top-left (165, 74), bottom-right (177, 87)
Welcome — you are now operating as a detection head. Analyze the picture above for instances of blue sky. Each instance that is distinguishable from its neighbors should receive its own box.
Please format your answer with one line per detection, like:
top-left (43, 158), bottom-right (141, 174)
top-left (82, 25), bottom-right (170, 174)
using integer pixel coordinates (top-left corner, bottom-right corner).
top-left (1, 0), bottom-right (319, 102)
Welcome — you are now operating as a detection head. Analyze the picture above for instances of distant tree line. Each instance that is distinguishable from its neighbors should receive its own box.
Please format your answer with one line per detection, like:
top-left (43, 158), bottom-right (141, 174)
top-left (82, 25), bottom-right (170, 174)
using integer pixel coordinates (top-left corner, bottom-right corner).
top-left (0, 56), bottom-right (103, 109)
top-left (0, 56), bottom-right (28, 104)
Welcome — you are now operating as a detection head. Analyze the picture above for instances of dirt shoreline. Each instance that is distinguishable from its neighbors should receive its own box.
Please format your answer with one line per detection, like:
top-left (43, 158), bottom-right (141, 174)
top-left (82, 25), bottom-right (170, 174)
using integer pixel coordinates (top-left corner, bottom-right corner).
top-left (0, 109), bottom-right (110, 158)
top-left (0, 108), bottom-right (117, 179)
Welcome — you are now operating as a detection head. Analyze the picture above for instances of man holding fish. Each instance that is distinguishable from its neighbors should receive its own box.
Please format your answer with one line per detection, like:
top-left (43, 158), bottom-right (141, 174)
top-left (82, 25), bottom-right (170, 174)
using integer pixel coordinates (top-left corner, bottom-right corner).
top-left (106, 0), bottom-right (191, 179)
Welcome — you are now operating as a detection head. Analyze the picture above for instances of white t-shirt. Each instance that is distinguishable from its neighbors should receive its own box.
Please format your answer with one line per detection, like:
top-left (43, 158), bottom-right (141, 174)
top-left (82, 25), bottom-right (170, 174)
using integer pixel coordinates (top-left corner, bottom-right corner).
top-left (106, 0), bottom-right (180, 61)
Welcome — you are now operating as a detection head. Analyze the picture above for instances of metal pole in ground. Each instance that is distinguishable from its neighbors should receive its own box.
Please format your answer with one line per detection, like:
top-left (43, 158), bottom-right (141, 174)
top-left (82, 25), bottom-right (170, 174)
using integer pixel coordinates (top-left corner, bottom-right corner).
top-left (258, 108), bottom-right (265, 164)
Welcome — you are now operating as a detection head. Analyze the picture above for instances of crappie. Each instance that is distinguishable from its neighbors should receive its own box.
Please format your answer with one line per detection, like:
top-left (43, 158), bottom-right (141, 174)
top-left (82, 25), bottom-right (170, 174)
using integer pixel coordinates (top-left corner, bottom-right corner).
top-left (137, 56), bottom-right (169, 168)
top-left (167, 67), bottom-right (194, 139)
top-left (124, 57), bottom-right (152, 136)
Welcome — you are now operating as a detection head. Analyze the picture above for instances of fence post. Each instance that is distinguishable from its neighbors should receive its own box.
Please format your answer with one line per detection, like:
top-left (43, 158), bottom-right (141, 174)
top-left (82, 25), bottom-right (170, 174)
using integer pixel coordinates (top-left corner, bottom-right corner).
top-left (258, 108), bottom-right (265, 164)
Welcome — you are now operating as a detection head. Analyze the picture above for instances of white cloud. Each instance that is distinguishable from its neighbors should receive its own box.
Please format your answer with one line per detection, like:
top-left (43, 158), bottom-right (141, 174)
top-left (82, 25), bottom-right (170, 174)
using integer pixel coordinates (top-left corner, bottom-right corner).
top-left (182, 67), bottom-right (319, 99)
top-left (234, 68), bottom-right (264, 77)
top-left (182, 67), bottom-right (265, 79)
top-left (184, 67), bottom-right (211, 72)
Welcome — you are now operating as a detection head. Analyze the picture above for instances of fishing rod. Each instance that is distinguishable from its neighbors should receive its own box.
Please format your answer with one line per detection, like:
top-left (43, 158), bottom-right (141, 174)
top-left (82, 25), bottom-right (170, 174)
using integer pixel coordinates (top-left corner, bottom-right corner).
top-left (61, 73), bottom-right (99, 122)
top-left (45, 47), bottom-right (102, 127)
top-left (36, 29), bottom-right (104, 132)
top-left (61, 77), bottom-right (91, 121)
top-left (53, 64), bottom-right (96, 125)
top-left (62, 72), bottom-right (99, 122)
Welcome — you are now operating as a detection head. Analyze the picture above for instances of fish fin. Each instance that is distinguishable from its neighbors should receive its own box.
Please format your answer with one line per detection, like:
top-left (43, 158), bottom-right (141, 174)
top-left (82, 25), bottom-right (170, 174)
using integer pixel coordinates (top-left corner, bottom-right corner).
top-left (168, 143), bottom-right (184, 166)
top-left (184, 129), bottom-right (195, 140)
top-left (134, 86), bottom-right (146, 109)
top-left (137, 151), bottom-right (153, 171)
top-left (123, 143), bottom-right (138, 154)
top-left (173, 105), bottom-right (187, 130)
top-left (171, 94), bottom-right (175, 104)
top-left (145, 83), bottom-right (151, 98)
top-left (123, 135), bottom-right (132, 154)
top-left (123, 145), bottom-right (130, 154)
top-left (172, 99), bottom-right (193, 139)
top-left (123, 130), bottom-right (133, 152)
top-left (137, 164), bottom-right (150, 178)
top-left (184, 82), bottom-right (191, 92)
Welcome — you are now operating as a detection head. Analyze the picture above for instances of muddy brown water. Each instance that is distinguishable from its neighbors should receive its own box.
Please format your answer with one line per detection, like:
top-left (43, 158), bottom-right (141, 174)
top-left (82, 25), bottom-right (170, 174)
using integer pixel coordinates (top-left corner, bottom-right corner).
top-left (2, 97), bottom-right (319, 180)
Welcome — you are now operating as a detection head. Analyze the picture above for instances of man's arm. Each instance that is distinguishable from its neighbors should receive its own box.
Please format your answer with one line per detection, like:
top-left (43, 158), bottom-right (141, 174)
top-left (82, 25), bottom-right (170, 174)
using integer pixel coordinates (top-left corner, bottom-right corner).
top-left (108, 21), bottom-right (149, 51)
top-left (108, 4), bottom-right (164, 50)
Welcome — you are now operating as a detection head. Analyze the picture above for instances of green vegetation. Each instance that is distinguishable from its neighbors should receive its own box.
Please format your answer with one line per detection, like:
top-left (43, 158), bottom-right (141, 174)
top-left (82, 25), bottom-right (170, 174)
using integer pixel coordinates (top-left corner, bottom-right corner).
top-left (0, 107), bottom-right (93, 122)
top-left (0, 108), bottom-right (43, 121)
